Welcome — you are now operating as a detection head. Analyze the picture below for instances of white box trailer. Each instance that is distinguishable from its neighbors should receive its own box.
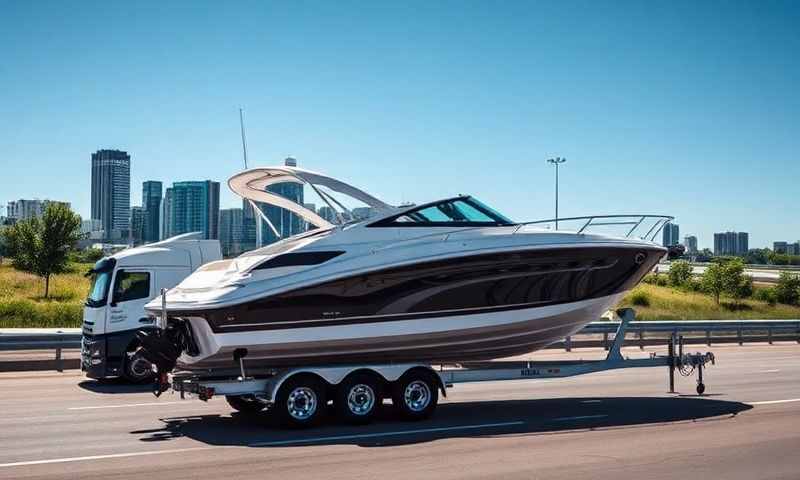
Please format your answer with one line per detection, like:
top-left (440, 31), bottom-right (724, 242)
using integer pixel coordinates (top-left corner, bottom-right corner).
top-left (161, 309), bottom-right (715, 428)
top-left (82, 233), bottom-right (222, 382)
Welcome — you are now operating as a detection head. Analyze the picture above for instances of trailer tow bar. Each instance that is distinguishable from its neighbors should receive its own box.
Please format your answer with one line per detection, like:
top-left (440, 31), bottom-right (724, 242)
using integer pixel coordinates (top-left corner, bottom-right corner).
top-left (668, 333), bottom-right (715, 395)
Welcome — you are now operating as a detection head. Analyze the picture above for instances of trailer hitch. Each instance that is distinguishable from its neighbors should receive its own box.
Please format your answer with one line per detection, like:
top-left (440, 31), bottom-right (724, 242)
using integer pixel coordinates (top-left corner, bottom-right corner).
top-left (153, 372), bottom-right (170, 397)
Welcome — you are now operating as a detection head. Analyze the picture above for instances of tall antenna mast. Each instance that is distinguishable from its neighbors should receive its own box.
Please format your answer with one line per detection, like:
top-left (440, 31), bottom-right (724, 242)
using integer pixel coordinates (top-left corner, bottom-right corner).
top-left (239, 107), bottom-right (249, 169)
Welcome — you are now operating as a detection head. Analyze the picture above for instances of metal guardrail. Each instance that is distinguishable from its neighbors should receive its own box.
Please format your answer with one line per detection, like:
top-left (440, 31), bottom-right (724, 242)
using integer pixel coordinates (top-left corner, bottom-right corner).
top-left (0, 319), bottom-right (798, 372)
top-left (563, 319), bottom-right (800, 352)
top-left (0, 331), bottom-right (81, 372)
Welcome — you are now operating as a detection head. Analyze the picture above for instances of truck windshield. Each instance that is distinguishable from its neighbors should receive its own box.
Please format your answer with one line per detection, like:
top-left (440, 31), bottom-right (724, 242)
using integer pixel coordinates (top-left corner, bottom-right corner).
top-left (86, 258), bottom-right (115, 307)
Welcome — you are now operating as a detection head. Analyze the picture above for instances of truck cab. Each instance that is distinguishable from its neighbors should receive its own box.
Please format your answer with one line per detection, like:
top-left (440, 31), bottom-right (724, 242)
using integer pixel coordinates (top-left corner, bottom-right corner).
top-left (81, 233), bottom-right (222, 382)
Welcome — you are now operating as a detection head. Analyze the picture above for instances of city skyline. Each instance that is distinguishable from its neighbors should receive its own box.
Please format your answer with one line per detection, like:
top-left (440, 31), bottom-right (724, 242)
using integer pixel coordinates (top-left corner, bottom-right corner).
top-left (2, 3), bottom-right (799, 249)
top-left (1, 151), bottom-right (794, 253)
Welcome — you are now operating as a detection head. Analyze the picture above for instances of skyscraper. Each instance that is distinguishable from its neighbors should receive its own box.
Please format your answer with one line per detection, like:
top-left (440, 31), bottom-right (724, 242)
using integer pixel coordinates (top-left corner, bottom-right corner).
top-left (262, 157), bottom-right (305, 244)
top-left (163, 181), bottom-right (220, 239)
top-left (130, 206), bottom-right (145, 246)
top-left (714, 231), bottom-right (749, 256)
top-left (241, 198), bottom-right (258, 252)
top-left (142, 181), bottom-right (162, 243)
top-left (6, 199), bottom-right (71, 222)
top-left (662, 222), bottom-right (680, 247)
top-left (91, 149), bottom-right (131, 240)
top-left (737, 232), bottom-right (749, 254)
top-left (684, 235), bottom-right (698, 254)
top-left (318, 205), bottom-right (338, 223)
top-left (219, 208), bottom-right (245, 257)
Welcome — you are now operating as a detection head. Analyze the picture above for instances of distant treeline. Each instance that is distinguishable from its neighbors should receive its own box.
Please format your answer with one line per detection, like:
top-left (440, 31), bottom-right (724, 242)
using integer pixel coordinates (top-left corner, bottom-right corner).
top-left (684, 249), bottom-right (800, 266)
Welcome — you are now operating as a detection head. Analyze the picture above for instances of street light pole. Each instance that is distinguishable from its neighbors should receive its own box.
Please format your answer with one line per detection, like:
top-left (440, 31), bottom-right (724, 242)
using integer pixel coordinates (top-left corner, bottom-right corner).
top-left (547, 157), bottom-right (567, 229)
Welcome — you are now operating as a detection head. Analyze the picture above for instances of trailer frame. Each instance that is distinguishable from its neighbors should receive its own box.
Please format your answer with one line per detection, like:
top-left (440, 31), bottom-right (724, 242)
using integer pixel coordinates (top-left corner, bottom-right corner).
top-left (165, 308), bottom-right (715, 426)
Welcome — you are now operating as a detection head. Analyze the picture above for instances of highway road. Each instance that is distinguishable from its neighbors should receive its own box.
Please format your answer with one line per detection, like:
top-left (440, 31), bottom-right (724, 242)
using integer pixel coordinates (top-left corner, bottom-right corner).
top-left (657, 263), bottom-right (788, 283)
top-left (0, 344), bottom-right (798, 480)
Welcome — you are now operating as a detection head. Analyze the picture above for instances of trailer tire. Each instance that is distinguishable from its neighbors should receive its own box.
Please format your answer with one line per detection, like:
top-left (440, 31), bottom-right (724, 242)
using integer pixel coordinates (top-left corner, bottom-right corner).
top-left (122, 349), bottom-right (155, 384)
top-left (391, 369), bottom-right (438, 421)
top-left (696, 383), bottom-right (706, 395)
top-left (275, 375), bottom-right (327, 428)
top-left (335, 372), bottom-right (381, 425)
top-left (226, 395), bottom-right (267, 414)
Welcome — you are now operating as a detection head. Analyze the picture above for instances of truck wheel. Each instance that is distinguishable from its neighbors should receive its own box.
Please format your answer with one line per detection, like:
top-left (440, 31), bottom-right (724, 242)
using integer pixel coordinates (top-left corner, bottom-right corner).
top-left (275, 375), bottom-right (327, 428)
top-left (226, 395), bottom-right (267, 414)
top-left (391, 369), bottom-right (438, 421)
top-left (123, 349), bottom-right (155, 384)
top-left (335, 373), bottom-right (380, 425)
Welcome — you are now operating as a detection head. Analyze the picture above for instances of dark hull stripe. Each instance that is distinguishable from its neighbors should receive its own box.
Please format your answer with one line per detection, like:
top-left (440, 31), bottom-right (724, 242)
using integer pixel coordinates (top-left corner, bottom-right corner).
top-left (185, 245), bottom-right (662, 335)
top-left (216, 298), bottom-right (572, 332)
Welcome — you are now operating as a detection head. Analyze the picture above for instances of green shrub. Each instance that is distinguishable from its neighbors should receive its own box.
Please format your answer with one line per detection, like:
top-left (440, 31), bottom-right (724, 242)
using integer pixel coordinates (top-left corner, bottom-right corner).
top-left (775, 272), bottom-right (800, 305)
top-left (0, 298), bottom-right (82, 328)
top-left (685, 278), bottom-right (703, 292)
top-left (668, 260), bottom-right (693, 287)
top-left (629, 290), bottom-right (651, 307)
top-left (754, 287), bottom-right (778, 306)
top-left (643, 273), bottom-right (668, 286)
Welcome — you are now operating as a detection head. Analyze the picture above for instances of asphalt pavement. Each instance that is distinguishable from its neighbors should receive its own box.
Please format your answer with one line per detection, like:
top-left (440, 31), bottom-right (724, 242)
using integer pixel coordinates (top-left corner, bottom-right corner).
top-left (0, 343), bottom-right (798, 479)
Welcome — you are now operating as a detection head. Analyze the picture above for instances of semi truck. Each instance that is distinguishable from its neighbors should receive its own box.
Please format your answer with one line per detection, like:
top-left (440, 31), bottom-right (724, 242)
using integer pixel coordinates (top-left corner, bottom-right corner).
top-left (81, 233), bottom-right (221, 382)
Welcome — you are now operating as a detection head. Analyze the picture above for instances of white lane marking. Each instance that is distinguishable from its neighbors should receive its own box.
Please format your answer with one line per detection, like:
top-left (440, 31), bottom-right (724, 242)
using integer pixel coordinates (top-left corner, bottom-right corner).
top-left (748, 398), bottom-right (800, 406)
top-left (0, 447), bottom-right (218, 468)
top-left (550, 414), bottom-right (608, 422)
top-left (758, 369), bottom-right (780, 373)
top-left (249, 421), bottom-right (525, 447)
top-left (68, 401), bottom-right (186, 410)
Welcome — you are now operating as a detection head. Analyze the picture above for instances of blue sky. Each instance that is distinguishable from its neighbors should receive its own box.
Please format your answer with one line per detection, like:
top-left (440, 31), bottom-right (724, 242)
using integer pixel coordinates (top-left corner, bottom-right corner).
top-left (1, 1), bottom-right (798, 249)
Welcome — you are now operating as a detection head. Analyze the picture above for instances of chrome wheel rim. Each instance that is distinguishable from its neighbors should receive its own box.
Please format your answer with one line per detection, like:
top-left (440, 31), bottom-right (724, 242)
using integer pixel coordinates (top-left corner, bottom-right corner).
top-left (404, 380), bottom-right (431, 412)
top-left (347, 384), bottom-right (375, 416)
top-left (128, 355), bottom-right (152, 378)
top-left (287, 387), bottom-right (317, 420)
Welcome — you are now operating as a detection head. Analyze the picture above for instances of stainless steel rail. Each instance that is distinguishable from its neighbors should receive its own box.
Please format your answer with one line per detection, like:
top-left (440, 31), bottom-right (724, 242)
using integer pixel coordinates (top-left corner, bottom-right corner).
top-left (517, 214), bottom-right (674, 241)
top-left (1, 319), bottom-right (798, 371)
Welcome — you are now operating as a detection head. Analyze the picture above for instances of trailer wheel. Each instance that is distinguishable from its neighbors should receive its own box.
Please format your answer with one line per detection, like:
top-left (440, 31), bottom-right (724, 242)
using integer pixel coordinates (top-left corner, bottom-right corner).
top-left (275, 375), bottom-right (327, 428)
top-left (122, 349), bottom-right (155, 384)
top-left (226, 395), bottom-right (267, 414)
top-left (391, 369), bottom-right (438, 421)
top-left (335, 373), bottom-right (381, 424)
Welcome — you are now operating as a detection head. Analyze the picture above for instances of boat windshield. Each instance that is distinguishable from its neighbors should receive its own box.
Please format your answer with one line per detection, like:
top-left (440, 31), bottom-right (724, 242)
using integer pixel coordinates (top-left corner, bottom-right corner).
top-left (85, 258), bottom-right (115, 307)
top-left (371, 196), bottom-right (515, 227)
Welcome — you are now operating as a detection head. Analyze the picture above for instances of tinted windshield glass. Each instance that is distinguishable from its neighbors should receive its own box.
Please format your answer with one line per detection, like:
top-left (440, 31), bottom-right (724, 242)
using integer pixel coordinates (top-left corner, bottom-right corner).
top-left (112, 271), bottom-right (150, 303)
top-left (374, 197), bottom-right (514, 226)
top-left (87, 271), bottom-right (112, 306)
top-left (86, 258), bottom-right (114, 307)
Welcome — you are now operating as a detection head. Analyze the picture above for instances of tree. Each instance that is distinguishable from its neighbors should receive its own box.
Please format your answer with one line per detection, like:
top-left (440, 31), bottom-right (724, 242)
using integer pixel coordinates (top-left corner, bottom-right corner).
top-left (668, 260), bottom-right (693, 287)
top-left (774, 271), bottom-right (800, 305)
top-left (4, 203), bottom-right (82, 298)
top-left (723, 259), bottom-right (752, 304)
top-left (701, 262), bottom-right (726, 305)
top-left (0, 226), bottom-right (8, 265)
top-left (743, 248), bottom-right (770, 265)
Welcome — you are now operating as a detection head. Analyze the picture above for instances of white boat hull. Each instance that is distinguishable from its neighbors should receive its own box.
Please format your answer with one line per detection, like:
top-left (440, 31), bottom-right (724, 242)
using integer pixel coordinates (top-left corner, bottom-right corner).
top-left (177, 293), bottom-right (624, 370)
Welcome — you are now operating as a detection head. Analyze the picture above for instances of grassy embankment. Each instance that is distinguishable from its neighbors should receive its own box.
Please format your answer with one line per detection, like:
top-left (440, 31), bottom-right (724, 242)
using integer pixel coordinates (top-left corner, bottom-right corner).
top-left (0, 263), bottom-right (91, 328)
top-left (617, 283), bottom-right (800, 320)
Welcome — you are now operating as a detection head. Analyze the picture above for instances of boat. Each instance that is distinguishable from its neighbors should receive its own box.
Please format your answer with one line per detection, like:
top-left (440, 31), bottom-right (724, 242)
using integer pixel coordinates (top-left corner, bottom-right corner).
top-left (139, 166), bottom-right (670, 374)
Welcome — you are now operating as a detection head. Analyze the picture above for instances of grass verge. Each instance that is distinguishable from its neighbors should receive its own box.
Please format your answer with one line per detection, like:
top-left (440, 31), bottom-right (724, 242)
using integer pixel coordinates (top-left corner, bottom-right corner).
top-left (0, 263), bottom-right (91, 328)
top-left (617, 283), bottom-right (800, 320)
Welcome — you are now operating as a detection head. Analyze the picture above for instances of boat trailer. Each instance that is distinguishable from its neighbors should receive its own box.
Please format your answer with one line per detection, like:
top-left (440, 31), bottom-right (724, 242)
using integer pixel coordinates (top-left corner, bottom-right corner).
top-left (164, 308), bottom-right (715, 407)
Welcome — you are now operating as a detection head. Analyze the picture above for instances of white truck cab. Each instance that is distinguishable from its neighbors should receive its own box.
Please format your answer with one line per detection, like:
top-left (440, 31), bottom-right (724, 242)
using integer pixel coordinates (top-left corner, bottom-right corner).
top-left (81, 233), bottom-right (222, 382)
